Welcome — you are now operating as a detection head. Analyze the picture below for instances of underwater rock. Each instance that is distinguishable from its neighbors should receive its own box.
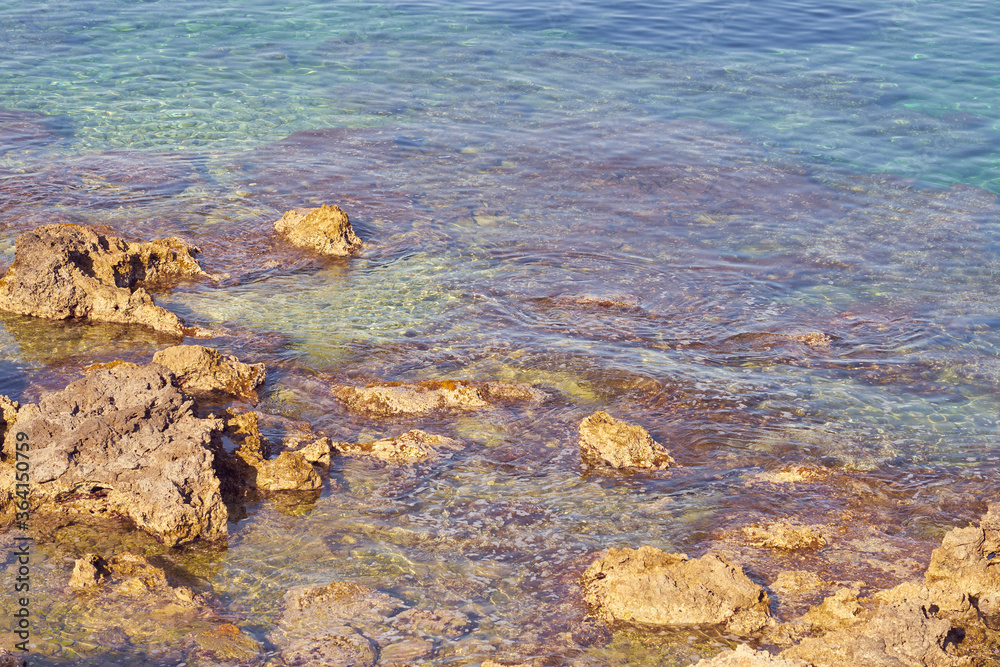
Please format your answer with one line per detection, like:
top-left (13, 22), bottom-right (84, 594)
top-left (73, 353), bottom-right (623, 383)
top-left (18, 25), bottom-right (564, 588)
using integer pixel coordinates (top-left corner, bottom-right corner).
top-left (694, 644), bottom-right (807, 666)
top-left (333, 380), bottom-right (545, 417)
top-left (1, 363), bottom-right (227, 546)
top-left (152, 344), bottom-right (265, 400)
top-left (333, 429), bottom-right (462, 463)
top-left (0, 224), bottom-right (203, 335)
top-left (580, 546), bottom-right (771, 635)
top-left (280, 629), bottom-right (379, 667)
top-left (578, 411), bottom-right (674, 470)
top-left (0, 108), bottom-right (64, 155)
top-left (273, 204), bottom-right (362, 257)
top-left (741, 521), bottom-right (828, 551)
top-left (186, 622), bottom-right (263, 665)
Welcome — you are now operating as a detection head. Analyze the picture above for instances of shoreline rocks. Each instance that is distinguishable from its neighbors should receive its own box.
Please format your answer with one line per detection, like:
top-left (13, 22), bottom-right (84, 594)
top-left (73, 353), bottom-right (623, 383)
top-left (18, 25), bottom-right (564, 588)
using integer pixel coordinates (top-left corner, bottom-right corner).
top-left (1, 363), bottom-right (227, 546)
top-left (273, 204), bottom-right (362, 257)
top-left (578, 411), bottom-right (674, 470)
top-left (0, 224), bottom-right (203, 335)
top-left (333, 429), bottom-right (462, 463)
top-left (153, 344), bottom-right (265, 400)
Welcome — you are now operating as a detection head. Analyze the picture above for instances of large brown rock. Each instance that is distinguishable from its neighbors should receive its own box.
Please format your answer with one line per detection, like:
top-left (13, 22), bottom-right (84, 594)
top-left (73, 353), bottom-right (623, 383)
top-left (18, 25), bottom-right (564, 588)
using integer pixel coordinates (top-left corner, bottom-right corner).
top-left (578, 411), bottom-right (674, 469)
top-left (0, 224), bottom-right (203, 335)
top-left (581, 546), bottom-right (771, 635)
top-left (273, 204), bottom-right (362, 256)
top-left (333, 380), bottom-right (545, 417)
top-left (152, 345), bottom-right (265, 400)
top-left (0, 363), bottom-right (227, 546)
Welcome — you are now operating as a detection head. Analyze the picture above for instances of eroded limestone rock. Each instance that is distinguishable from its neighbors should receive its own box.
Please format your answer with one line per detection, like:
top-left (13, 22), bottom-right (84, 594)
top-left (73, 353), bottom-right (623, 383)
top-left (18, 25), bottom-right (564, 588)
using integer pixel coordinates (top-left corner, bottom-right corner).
top-left (0, 224), bottom-right (203, 335)
top-left (578, 411), bottom-right (674, 470)
top-left (695, 644), bottom-right (807, 666)
top-left (273, 204), bottom-right (362, 257)
top-left (333, 380), bottom-right (545, 417)
top-left (152, 345), bottom-right (265, 400)
top-left (0, 363), bottom-right (227, 546)
top-left (0, 395), bottom-right (17, 444)
top-left (333, 429), bottom-right (462, 463)
top-left (580, 546), bottom-right (771, 635)
top-left (219, 412), bottom-right (322, 492)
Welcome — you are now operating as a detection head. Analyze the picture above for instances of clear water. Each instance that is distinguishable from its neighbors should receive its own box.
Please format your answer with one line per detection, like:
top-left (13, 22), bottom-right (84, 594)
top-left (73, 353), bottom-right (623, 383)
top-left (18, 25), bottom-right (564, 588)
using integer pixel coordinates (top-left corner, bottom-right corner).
top-left (2, 0), bottom-right (1000, 664)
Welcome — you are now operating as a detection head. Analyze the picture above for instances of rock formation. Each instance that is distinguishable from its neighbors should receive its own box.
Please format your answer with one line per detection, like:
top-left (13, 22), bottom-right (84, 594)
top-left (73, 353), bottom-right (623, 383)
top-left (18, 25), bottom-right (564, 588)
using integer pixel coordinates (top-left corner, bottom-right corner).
top-left (333, 380), bottom-right (545, 417)
top-left (580, 546), bottom-right (771, 635)
top-left (333, 429), bottom-right (462, 463)
top-left (273, 204), bottom-right (362, 256)
top-left (742, 521), bottom-right (828, 550)
top-left (218, 411), bottom-right (324, 492)
top-left (0, 224), bottom-right (203, 335)
top-left (152, 344), bottom-right (265, 400)
top-left (578, 411), bottom-right (674, 469)
top-left (0, 363), bottom-right (227, 546)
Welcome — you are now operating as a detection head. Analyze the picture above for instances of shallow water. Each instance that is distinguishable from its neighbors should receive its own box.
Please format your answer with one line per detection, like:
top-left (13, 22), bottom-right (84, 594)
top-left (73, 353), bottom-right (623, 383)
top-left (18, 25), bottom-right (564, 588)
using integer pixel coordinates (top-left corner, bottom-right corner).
top-left (2, 0), bottom-right (1000, 664)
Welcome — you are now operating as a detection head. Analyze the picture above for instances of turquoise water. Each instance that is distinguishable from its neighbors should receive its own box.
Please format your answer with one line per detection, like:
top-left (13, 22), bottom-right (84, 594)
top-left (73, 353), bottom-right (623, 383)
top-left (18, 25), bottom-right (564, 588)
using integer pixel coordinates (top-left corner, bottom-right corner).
top-left (3, 1), bottom-right (1000, 664)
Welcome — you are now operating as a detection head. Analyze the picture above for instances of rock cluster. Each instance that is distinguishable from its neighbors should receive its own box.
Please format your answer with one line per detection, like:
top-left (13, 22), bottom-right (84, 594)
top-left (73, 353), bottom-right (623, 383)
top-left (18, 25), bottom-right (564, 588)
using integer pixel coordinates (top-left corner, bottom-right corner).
top-left (334, 380), bottom-right (546, 417)
top-left (273, 204), bottom-right (362, 256)
top-left (0, 224), bottom-right (203, 335)
top-left (578, 411), bottom-right (674, 469)
top-left (580, 546), bottom-right (772, 635)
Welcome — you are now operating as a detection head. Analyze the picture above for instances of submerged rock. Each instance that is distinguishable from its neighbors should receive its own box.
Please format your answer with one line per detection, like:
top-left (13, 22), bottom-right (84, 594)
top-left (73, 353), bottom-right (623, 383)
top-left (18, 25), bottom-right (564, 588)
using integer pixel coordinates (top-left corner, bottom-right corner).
top-left (0, 224), bottom-right (203, 335)
top-left (694, 645), bottom-right (807, 666)
top-left (580, 546), bottom-right (771, 635)
top-left (333, 429), bottom-right (462, 463)
top-left (742, 521), bottom-right (828, 551)
top-left (152, 344), bottom-right (265, 400)
top-left (273, 204), bottom-right (362, 256)
top-left (186, 622), bottom-right (263, 665)
top-left (0, 363), bottom-right (227, 546)
top-left (578, 411), bottom-right (674, 470)
top-left (333, 380), bottom-right (545, 417)
top-left (0, 108), bottom-right (64, 154)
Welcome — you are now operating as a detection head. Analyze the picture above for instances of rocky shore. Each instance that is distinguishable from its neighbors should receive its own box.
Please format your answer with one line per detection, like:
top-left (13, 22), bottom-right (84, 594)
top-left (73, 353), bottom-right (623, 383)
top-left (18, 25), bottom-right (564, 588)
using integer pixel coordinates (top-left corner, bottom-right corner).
top-left (1, 221), bottom-right (998, 666)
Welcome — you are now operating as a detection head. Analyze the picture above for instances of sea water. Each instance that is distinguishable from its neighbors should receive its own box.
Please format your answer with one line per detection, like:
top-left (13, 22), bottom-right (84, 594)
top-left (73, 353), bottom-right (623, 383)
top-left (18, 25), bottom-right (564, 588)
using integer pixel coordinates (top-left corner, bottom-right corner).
top-left (2, 0), bottom-right (1000, 664)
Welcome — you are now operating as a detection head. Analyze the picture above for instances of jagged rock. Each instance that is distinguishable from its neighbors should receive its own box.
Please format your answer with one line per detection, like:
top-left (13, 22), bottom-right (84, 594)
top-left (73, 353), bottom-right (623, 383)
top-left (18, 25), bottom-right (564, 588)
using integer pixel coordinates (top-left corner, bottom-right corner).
top-left (289, 437), bottom-right (333, 469)
top-left (152, 345), bottom-right (265, 400)
top-left (220, 412), bottom-right (321, 492)
top-left (578, 411), bottom-right (674, 470)
top-left (333, 429), bottom-right (462, 463)
top-left (580, 546), bottom-right (771, 635)
top-left (69, 553), bottom-right (112, 589)
top-left (0, 363), bottom-right (227, 546)
top-left (742, 521), bottom-right (828, 550)
top-left (694, 644), bottom-right (807, 666)
top-left (0, 224), bottom-right (203, 335)
top-left (0, 646), bottom-right (27, 667)
top-left (273, 204), bottom-right (362, 257)
top-left (333, 380), bottom-right (545, 417)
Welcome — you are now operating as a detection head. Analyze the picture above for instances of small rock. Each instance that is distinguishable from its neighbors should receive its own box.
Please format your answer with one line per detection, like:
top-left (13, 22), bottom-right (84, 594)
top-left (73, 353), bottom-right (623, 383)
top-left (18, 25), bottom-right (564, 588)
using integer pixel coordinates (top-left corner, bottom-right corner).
top-left (0, 646), bottom-right (27, 667)
top-left (0, 224), bottom-right (203, 335)
top-left (578, 411), bottom-right (674, 470)
top-left (334, 429), bottom-right (462, 463)
top-left (281, 628), bottom-right (379, 667)
top-left (333, 380), bottom-right (545, 417)
top-left (274, 204), bottom-right (362, 257)
top-left (581, 546), bottom-right (771, 635)
top-left (69, 553), bottom-right (111, 589)
top-left (188, 622), bottom-right (263, 664)
top-left (742, 521), bottom-right (828, 550)
top-left (254, 450), bottom-right (322, 492)
top-left (379, 637), bottom-right (435, 665)
top-left (289, 437), bottom-right (333, 469)
top-left (152, 345), bottom-right (265, 400)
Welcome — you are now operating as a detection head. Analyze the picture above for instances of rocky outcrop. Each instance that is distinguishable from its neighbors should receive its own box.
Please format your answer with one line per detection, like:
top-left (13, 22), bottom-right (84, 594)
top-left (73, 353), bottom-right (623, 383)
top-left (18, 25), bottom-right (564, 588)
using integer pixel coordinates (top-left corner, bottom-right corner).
top-left (581, 546), bottom-right (771, 635)
top-left (271, 580), bottom-right (473, 667)
top-left (742, 521), bottom-right (828, 550)
top-left (578, 411), bottom-right (674, 470)
top-left (0, 224), bottom-right (203, 335)
top-left (333, 380), bottom-right (545, 417)
top-left (1, 363), bottom-right (227, 546)
top-left (152, 345), bottom-right (265, 400)
top-left (333, 429), bottom-right (462, 463)
top-left (273, 204), bottom-right (362, 256)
